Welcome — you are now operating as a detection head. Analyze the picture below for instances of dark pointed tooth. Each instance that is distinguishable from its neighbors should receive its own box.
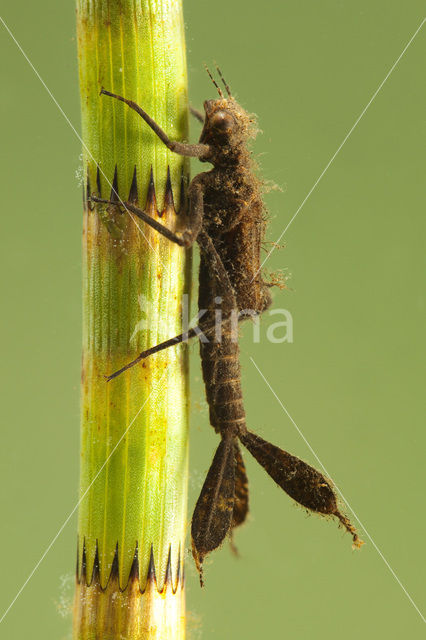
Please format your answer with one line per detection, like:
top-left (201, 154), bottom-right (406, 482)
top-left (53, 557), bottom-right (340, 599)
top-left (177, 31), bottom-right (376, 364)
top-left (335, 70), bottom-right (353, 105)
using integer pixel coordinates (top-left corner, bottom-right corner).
top-left (145, 166), bottom-right (157, 215)
top-left (108, 543), bottom-right (120, 586)
top-left (174, 544), bottom-right (181, 594)
top-left (86, 171), bottom-right (93, 210)
top-left (162, 166), bottom-right (175, 217)
top-left (163, 545), bottom-right (172, 592)
top-left (128, 165), bottom-right (138, 203)
top-left (75, 538), bottom-right (80, 580)
top-left (80, 538), bottom-right (87, 585)
top-left (147, 544), bottom-right (157, 586)
top-left (128, 542), bottom-right (139, 583)
top-left (90, 541), bottom-right (101, 586)
top-left (110, 165), bottom-right (119, 203)
top-left (96, 165), bottom-right (101, 196)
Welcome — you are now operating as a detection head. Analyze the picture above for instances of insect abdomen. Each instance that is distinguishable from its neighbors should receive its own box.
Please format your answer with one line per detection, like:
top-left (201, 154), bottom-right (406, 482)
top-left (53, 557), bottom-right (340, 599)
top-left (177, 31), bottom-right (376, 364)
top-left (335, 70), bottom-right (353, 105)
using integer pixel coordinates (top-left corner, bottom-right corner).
top-left (200, 337), bottom-right (246, 435)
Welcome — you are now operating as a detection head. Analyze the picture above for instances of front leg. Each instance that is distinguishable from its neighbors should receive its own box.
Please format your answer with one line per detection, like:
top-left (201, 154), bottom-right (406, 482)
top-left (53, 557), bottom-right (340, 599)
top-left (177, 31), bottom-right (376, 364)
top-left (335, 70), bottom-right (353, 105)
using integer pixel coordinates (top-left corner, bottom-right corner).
top-left (190, 105), bottom-right (204, 123)
top-left (101, 89), bottom-right (211, 159)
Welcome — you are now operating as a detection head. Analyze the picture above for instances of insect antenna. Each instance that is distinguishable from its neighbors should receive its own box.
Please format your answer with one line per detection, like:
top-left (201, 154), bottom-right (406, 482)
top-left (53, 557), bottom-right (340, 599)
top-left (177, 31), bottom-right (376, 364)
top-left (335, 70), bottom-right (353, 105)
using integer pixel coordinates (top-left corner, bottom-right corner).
top-left (215, 65), bottom-right (232, 97)
top-left (204, 64), bottom-right (224, 98)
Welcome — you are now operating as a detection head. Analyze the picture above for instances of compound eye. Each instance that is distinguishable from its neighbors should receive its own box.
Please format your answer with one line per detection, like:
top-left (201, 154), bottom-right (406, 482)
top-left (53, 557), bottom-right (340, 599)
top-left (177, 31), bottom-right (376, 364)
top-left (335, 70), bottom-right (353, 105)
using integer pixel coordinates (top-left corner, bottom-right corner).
top-left (210, 110), bottom-right (234, 132)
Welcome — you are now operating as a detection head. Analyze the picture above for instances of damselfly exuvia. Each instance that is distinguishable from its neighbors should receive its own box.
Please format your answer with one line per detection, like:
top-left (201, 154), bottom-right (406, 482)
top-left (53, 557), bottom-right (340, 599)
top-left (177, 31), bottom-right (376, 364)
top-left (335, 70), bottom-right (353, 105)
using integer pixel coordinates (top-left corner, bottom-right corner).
top-left (92, 68), bottom-right (362, 584)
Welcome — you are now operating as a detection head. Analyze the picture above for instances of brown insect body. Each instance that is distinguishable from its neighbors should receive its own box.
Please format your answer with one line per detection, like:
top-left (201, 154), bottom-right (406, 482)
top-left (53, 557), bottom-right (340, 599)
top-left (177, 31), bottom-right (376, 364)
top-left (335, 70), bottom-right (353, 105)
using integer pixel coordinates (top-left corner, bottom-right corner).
top-left (91, 75), bottom-right (362, 585)
top-left (186, 97), bottom-right (275, 575)
top-left (198, 97), bottom-right (272, 313)
top-left (195, 96), bottom-right (270, 428)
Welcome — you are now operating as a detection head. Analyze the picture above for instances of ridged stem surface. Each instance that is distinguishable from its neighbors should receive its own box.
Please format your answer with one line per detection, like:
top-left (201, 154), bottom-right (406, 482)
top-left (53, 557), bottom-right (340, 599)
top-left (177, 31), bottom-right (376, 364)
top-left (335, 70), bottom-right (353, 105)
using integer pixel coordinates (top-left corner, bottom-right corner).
top-left (74, 1), bottom-right (190, 637)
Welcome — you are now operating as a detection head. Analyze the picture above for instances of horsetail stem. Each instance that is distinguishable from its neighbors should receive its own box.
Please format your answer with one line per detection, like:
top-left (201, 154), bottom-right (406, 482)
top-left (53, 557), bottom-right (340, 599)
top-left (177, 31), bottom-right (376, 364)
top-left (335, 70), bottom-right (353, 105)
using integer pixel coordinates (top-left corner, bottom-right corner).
top-left (73, 1), bottom-right (190, 637)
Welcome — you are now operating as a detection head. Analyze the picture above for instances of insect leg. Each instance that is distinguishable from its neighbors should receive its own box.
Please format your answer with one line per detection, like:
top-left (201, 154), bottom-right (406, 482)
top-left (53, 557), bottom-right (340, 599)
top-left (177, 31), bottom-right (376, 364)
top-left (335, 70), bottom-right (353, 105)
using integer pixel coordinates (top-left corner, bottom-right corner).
top-left (105, 327), bottom-right (202, 381)
top-left (106, 310), bottom-right (257, 382)
top-left (90, 196), bottom-right (196, 248)
top-left (91, 174), bottom-right (206, 249)
top-left (105, 186), bottom-right (210, 379)
top-left (189, 105), bottom-right (204, 123)
top-left (104, 192), bottom-right (255, 384)
top-left (100, 89), bottom-right (211, 159)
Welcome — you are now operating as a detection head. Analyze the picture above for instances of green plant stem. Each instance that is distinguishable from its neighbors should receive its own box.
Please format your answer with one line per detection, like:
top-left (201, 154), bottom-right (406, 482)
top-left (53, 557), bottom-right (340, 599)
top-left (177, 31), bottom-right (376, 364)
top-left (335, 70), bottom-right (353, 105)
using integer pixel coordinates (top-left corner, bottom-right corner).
top-left (73, 1), bottom-right (190, 638)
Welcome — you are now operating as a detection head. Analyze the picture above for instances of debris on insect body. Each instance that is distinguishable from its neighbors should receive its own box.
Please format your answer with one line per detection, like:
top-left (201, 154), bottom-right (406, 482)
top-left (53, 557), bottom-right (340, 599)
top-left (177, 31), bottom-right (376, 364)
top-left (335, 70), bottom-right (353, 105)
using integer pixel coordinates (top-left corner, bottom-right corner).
top-left (90, 67), bottom-right (362, 585)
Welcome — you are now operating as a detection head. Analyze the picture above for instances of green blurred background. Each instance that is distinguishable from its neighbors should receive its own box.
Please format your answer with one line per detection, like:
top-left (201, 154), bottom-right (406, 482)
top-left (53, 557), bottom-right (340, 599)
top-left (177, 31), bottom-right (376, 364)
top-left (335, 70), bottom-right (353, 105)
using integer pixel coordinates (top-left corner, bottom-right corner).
top-left (0, 1), bottom-right (425, 638)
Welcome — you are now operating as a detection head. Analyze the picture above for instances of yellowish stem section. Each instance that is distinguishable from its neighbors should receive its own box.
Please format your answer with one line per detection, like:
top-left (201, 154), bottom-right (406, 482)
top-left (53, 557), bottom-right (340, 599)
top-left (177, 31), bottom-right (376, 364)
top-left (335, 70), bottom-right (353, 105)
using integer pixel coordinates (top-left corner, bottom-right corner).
top-left (73, 576), bottom-right (185, 639)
